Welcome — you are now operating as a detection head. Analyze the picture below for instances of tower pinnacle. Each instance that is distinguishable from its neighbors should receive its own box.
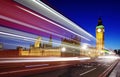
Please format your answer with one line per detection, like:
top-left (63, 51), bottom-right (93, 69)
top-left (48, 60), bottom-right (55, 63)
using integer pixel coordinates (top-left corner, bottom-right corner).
top-left (97, 17), bottom-right (103, 25)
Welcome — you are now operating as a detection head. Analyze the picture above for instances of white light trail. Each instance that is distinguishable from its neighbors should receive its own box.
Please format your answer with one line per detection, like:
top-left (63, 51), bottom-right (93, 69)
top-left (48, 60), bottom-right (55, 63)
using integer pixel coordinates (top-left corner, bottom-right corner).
top-left (0, 57), bottom-right (90, 63)
top-left (16, 5), bottom-right (90, 41)
top-left (98, 56), bottom-right (119, 59)
top-left (35, 0), bottom-right (95, 39)
top-left (14, 0), bottom-right (96, 40)
top-left (0, 15), bottom-right (67, 39)
top-left (0, 32), bottom-right (35, 41)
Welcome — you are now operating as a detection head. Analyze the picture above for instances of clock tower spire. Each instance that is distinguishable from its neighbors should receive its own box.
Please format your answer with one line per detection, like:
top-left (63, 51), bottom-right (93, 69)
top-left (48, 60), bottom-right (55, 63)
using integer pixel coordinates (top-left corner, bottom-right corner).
top-left (98, 17), bottom-right (102, 25)
top-left (96, 17), bottom-right (104, 54)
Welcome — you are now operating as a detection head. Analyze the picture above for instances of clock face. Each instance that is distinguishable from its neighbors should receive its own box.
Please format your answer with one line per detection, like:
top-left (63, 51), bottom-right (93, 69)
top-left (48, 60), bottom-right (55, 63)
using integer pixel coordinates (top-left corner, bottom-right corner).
top-left (97, 28), bottom-right (101, 32)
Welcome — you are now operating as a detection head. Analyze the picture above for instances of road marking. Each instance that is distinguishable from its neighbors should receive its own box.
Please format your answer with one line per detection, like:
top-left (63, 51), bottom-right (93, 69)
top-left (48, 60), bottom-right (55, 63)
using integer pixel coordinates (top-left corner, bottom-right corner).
top-left (98, 64), bottom-right (101, 66)
top-left (80, 68), bottom-right (96, 76)
top-left (25, 64), bottom-right (49, 68)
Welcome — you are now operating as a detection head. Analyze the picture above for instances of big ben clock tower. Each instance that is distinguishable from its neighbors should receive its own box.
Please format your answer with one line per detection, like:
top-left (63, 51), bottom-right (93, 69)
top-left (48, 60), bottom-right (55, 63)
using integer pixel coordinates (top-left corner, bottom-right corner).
top-left (96, 17), bottom-right (104, 52)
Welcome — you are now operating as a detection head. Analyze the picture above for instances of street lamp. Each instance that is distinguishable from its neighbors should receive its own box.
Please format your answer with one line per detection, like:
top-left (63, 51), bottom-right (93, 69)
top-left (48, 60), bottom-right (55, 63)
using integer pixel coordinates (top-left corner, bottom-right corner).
top-left (61, 47), bottom-right (66, 52)
top-left (82, 44), bottom-right (88, 50)
top-left (81, 44), bottom-right (88, 56)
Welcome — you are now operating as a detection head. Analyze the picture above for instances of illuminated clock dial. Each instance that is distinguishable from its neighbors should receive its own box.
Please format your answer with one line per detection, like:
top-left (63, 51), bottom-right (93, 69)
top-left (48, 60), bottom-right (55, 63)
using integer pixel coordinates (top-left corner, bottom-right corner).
top-left (97, 28), bottom-right (101, 32)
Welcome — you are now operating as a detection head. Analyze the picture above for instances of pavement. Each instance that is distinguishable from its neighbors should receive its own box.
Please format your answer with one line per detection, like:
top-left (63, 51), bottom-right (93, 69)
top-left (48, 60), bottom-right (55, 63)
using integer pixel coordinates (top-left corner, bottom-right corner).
top-left (109, 59), bottom-right (120, 77)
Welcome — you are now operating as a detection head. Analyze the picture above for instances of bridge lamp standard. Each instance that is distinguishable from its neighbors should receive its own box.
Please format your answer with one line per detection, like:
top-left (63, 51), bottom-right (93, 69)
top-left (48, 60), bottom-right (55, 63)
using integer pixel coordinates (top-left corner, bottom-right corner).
top-left (61, 47), bottom-right (66, 52)
top-left (81, 44), bottom-right (88, 56)
top-left (82, 44), bottom-right (88, 50)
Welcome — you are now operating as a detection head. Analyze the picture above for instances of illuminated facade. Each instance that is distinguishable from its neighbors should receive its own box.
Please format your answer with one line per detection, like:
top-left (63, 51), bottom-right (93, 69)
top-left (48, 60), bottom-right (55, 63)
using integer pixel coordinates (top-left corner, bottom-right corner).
top-left (96, 17), bottom-right (104, 52)
top-left (61, 36), bottom-right (80, 57)
top-left (42, 35), bottom-right (52, 48)
top-left (20, 36), bottom-right (61, 57)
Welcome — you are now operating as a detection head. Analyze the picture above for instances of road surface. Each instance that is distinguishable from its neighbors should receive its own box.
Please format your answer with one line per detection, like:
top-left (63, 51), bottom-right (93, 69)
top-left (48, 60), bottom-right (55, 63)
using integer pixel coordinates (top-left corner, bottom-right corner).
top-left (0, 56), bottom-right (118, 77)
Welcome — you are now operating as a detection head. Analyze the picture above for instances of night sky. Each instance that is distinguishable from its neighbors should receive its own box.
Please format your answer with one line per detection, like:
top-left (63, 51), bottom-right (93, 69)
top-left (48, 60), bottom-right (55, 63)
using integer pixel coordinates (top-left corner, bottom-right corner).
top-left (41, 0), bottom-right (120, 49)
